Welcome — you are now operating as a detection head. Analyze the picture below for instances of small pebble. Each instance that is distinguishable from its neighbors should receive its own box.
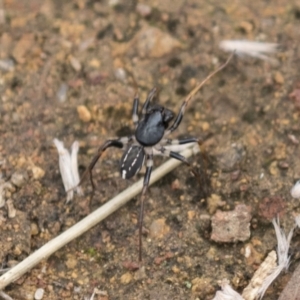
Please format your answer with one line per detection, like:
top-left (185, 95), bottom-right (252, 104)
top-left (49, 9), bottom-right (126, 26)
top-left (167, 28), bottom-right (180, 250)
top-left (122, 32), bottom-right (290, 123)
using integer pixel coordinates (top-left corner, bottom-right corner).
top-left (13, 246), bottom-right (23, 256)
top-left (0, 58), bottom-right (15, 71)
top-left (122, 261), bottom-right (139, 271)
top-left (269, 161), bottom-right (278, 176)
top-left (3, 180), bottom-right (15, 193)
top-left (277, 161), bottom-right (289, 169)
top-left (65, 256), bottom-right (78, 269)
top-left (274, 71), bottom-right (284, 84)
top-left (120, 272), bottom-right (133, 285)
top-left (216, 143), bottom-right (246, 172)
top-left (79, 37), bottom-right (95, 51)
top-left (31, 166), bottom-right (45, 180)
top-left (135, 26), bottom-right (181, 58)
top-left (114, 68), bottom-right (127, 82)
top-left (207, 194), bottom-right (224, 215)
top-left (149, 218), bottom-right (170, 239)
top-left (136, 3), bottom-right (152, 17)
top-left (77, 105), bottom-right (92, 122)
top-left (258, 196), bottom-right (285, 220)
top-left (57, 83), bottom-right (68, 103)
top-left (134, 266), bottom-right (147, 280)
top-left (230, 170), bottom-right (240, 181)
top-left (11, 171), bottom-right (27, 188)
top-left (288, 134), bottom-right (299, 145)
top-left (171, 179), bottom-right (180, 190)
top-left (31, 222), bottom-right (39, 236)
top-left (69, 55), bottom-right (81, 72)
top-left (12, 33), bottom-right (35, 64)
top-left (187, 210), bottom-right (195, 220)
top-left (34, 288), bottom-right (44, 300)
top-left (242, 243), bottom-right (263, 266)
top-left (211, 204), bottom-right (252, 243)
top-left (191, 277), bottom-right (214, 295)
top-left (6, 199), bottom-right (16, 218)
top-left (108, 0), bottom-right (120, 6)
top-left (201, 121), bottom-right (210, 131)
top-left (289, 88), bottom-right (300, 109)
top-left (89, 58), bottom-right (101, 68)
top-left (198, 214), bottom-right (211, 232)
top-left (244, 244), bottom-right (251, 258)
top-left (74, 286), bottom-right (81, 293)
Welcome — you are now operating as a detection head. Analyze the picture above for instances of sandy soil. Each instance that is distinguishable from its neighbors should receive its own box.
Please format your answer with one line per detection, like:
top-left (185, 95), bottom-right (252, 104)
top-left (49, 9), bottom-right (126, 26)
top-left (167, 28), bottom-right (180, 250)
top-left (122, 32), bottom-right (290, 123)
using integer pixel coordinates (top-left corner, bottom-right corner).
top-left (1, 0), bottom-right (300, 299)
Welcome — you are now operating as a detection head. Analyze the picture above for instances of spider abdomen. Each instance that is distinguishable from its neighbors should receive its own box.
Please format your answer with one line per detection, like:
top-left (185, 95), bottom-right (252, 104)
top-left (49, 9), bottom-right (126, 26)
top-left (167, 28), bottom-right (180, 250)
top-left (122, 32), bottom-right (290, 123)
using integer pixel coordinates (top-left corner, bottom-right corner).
top-left (135, 111), bottom-right (165, 146)
top-left (120, 145), bottom-right (145, 179)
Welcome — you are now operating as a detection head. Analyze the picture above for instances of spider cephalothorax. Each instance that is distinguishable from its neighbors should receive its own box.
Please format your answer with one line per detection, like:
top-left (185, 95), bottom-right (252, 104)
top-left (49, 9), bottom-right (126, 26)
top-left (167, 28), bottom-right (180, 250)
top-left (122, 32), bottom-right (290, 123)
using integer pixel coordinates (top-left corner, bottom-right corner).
top-left (135, 104), bottom-right (174, 146)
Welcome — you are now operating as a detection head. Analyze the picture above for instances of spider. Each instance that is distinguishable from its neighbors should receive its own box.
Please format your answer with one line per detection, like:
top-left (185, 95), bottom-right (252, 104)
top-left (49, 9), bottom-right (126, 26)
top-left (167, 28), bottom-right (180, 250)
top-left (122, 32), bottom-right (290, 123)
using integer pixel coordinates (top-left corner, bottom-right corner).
top-left (77, 54), bottom-right (233, 262)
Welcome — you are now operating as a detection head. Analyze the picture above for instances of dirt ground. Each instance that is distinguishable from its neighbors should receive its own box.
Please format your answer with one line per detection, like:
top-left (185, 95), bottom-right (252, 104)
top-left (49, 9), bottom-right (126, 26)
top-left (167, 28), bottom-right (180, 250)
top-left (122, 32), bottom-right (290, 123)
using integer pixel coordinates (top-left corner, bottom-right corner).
top-left (1, 0), bottom-right (300, 299)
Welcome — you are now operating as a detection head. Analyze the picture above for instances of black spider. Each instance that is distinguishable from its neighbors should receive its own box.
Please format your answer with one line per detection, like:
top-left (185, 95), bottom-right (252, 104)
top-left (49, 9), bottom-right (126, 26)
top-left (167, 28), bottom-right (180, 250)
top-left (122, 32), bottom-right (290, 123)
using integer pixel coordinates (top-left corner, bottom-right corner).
top-left (80, 88), bottom-right (200, 257)
top-left (77, 55), bottom-right (233, 262)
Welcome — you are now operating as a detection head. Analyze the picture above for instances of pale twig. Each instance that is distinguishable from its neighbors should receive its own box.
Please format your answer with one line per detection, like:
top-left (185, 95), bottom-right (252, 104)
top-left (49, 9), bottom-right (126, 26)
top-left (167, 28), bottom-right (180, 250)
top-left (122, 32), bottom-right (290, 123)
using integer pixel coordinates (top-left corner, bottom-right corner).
top-left (0, 270), bottom-right (9, 275)
top-left (242, 251), bottom-right (277, 300)
top-left (0, 145), bottom-right (199, 290)
top-left (0, 290), bottom-right (13, 300)
top-left (226, 218), bottom-right (295, 300)
top-left (153, 142), bottom-right (197, 155)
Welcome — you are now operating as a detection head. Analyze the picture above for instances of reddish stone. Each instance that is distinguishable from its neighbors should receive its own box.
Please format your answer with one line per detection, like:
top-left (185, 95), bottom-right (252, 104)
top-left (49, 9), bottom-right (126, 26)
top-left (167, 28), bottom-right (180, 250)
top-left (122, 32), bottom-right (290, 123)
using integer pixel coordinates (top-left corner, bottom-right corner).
top-left (211, 204), bottom-right (252, 243)
top-left (258, 196), bottom-right (286, 220)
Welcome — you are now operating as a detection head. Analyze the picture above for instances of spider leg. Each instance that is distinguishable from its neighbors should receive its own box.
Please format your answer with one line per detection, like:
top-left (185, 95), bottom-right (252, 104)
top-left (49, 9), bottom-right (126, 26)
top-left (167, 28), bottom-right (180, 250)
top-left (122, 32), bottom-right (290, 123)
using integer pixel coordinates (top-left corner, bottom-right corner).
top-left (78, 137), bottom-right (131, 192)
top-left (157, 147), bottom-right (194, 172)
top-left (162, 137), bottom-right (199, 146)
top-left (155, 146), bottom-right (210, 198)
top-left (156, 137), bottom-right (199, 154)
top-left (141, 87), bottom-right (157, 115)
top-left (164, 54), bottom-right (234, 137)
top-left (164, 100), bottom-right (187, 136)
top-left (132, 92), bottom-right (139, 128)
top-left (138, 152), bottom-right (153, 262)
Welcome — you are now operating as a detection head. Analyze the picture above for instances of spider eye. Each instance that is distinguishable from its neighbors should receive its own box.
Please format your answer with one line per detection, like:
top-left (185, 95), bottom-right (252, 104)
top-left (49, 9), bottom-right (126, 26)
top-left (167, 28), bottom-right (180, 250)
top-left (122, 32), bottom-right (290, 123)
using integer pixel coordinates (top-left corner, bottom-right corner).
top-left (120, 145), bottom-right (145, 179)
